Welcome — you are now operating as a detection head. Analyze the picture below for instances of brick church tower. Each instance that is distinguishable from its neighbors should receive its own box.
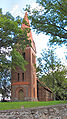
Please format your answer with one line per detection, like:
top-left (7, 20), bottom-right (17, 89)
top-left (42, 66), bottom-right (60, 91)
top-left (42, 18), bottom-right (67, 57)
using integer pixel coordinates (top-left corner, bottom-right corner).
top-left (11, 12), bottom-right (37, 101)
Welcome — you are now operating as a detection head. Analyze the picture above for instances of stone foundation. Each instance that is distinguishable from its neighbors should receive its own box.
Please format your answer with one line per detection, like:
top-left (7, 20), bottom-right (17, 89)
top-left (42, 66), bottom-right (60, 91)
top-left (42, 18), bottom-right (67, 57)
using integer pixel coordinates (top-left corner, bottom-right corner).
top-left (0, 104), bottom-right (67, 119)
top-left (11, 97), bottom-right (38, 102)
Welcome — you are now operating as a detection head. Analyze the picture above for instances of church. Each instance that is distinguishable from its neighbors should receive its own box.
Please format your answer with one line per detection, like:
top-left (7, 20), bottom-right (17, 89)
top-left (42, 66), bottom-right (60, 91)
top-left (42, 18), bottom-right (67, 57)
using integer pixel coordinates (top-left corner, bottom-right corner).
top-left (11, 12), bottom-right (53, 101)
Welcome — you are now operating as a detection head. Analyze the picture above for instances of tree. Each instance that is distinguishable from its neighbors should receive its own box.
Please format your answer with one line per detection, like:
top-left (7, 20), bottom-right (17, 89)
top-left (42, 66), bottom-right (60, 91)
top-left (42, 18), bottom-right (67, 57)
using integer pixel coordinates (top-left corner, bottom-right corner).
top-left (0, 9), bottom-right (31, 76)
top-left (0, 9), bottom-right (30, 98)
top-left (26, 0), bottom-right (67, 45)
top-left (0, 77), bottom-right (11, 101)
top-left (37, 48), bottom-right (67, 100)
top-left (0, 10), bottom-right (30, 72)
top-left (37, 48), bottom-right (61, 75)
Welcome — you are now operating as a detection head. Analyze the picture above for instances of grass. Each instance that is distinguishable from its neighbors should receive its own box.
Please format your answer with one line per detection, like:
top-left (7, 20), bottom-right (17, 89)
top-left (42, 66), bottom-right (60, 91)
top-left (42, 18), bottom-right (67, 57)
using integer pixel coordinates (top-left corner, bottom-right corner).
top-left (0, 100), bottom-right (67, 110)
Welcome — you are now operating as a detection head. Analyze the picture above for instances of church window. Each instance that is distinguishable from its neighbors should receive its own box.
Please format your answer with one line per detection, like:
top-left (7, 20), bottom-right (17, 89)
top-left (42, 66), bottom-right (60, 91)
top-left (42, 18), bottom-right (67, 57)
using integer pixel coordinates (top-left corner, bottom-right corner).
top-left (22, 73), bottom-right (24, 81)
top-left (18, 73), bottom-right (20, 81)
top-left (22, 52), bottom-right (25, 59)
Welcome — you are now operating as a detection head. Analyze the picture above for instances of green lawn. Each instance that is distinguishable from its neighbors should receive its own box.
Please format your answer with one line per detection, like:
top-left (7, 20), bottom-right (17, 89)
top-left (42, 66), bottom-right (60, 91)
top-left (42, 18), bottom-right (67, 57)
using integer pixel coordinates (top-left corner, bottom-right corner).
top-left (0, 100), bottom-right (67, 110)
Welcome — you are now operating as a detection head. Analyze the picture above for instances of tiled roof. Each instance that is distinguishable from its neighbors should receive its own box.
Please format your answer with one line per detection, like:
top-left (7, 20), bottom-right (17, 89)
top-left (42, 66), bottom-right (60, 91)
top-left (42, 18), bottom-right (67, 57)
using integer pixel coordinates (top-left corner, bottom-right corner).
top-left (37, 78), bottom-right (52, 92)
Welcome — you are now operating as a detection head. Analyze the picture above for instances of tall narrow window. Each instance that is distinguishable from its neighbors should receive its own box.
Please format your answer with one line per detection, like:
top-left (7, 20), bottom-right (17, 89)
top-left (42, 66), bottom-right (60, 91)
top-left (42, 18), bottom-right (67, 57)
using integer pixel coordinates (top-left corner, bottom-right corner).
top-left (22, 52), bottom-right (25, 59)
top-left (18, 73), bottom-right (19, 81)
top-left (22, 73), bottom-right (24, 81)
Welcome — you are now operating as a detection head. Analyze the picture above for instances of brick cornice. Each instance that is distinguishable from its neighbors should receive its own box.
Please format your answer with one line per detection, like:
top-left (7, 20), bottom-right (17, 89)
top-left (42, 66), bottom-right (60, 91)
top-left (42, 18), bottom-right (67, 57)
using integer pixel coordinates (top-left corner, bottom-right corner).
top-left (12, 82), bottom-right (29, 86)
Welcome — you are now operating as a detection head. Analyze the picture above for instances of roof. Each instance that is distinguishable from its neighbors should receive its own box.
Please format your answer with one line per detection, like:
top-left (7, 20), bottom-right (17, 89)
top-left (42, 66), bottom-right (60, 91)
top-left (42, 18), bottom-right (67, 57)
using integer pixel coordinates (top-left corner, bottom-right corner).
top-left (37, 78), bottom-right (52, 93)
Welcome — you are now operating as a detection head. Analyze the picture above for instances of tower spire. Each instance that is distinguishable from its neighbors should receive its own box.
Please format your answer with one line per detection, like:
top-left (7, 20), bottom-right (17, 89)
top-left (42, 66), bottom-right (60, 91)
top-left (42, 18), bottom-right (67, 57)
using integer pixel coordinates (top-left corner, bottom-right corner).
top-left (21, 12), bottom-right (33, 42)
top-left (21, 12), bottom-right (30, 27)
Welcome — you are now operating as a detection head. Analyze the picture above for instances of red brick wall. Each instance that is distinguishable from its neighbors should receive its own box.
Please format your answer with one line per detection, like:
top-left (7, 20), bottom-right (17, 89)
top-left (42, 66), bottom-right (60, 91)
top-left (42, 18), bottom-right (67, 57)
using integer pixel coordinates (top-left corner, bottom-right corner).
top-left (37, 81), bottom-right (53, 101)
top-left (11, 46), bottom-right (37, 101)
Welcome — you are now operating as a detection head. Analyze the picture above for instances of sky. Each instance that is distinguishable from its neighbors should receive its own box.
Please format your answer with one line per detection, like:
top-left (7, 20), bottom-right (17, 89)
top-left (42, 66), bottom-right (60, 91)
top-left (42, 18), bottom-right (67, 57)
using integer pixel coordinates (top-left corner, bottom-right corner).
top-left (0, 0), bottom-right (67, 66)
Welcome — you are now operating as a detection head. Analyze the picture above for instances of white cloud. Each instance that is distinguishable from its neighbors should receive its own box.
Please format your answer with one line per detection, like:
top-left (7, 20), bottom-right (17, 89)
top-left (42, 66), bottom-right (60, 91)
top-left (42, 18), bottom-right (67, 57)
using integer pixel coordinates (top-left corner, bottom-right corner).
top-left (29, 2), bottom-right (44, 14)
top-left (55, 45), bottom-right (67, 66)
top-left (11, 4), bottom-right (19, 16)
top-left (32, 31), bottom-right (50, 57)
top-left (10, 4), bottom-right (24, 18)
top-left (31, 2), bottom-right (41, 10)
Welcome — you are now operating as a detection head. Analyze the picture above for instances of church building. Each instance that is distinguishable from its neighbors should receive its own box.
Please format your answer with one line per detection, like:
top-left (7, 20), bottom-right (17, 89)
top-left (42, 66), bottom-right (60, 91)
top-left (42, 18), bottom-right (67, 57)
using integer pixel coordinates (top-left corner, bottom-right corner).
top-left (11, 12), bottom-right (53, 101)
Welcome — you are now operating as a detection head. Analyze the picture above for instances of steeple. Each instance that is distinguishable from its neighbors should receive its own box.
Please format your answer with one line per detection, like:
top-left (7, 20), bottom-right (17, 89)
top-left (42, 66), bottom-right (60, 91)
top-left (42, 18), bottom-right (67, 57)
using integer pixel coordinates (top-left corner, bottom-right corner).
top-left (23, 12), bottom-right (30, 25)
top-left (21, 12), bottom-right (33, 42)
top-left (11, 12), bottom-right (37, 102)
top-left (21, 12), bottom-right (30, 28)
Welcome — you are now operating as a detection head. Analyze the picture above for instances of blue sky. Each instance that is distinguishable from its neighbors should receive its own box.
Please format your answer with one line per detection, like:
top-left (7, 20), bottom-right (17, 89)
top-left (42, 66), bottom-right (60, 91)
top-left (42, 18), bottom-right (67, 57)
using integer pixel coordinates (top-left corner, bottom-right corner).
top-left (0, 0), bottom-right (67, 66)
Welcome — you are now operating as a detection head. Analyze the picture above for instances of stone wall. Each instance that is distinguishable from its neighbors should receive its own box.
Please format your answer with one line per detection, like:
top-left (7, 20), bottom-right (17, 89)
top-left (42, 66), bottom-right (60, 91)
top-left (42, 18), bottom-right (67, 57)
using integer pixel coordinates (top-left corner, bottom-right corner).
top-left (0, 104), bottom-right (67, 119)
